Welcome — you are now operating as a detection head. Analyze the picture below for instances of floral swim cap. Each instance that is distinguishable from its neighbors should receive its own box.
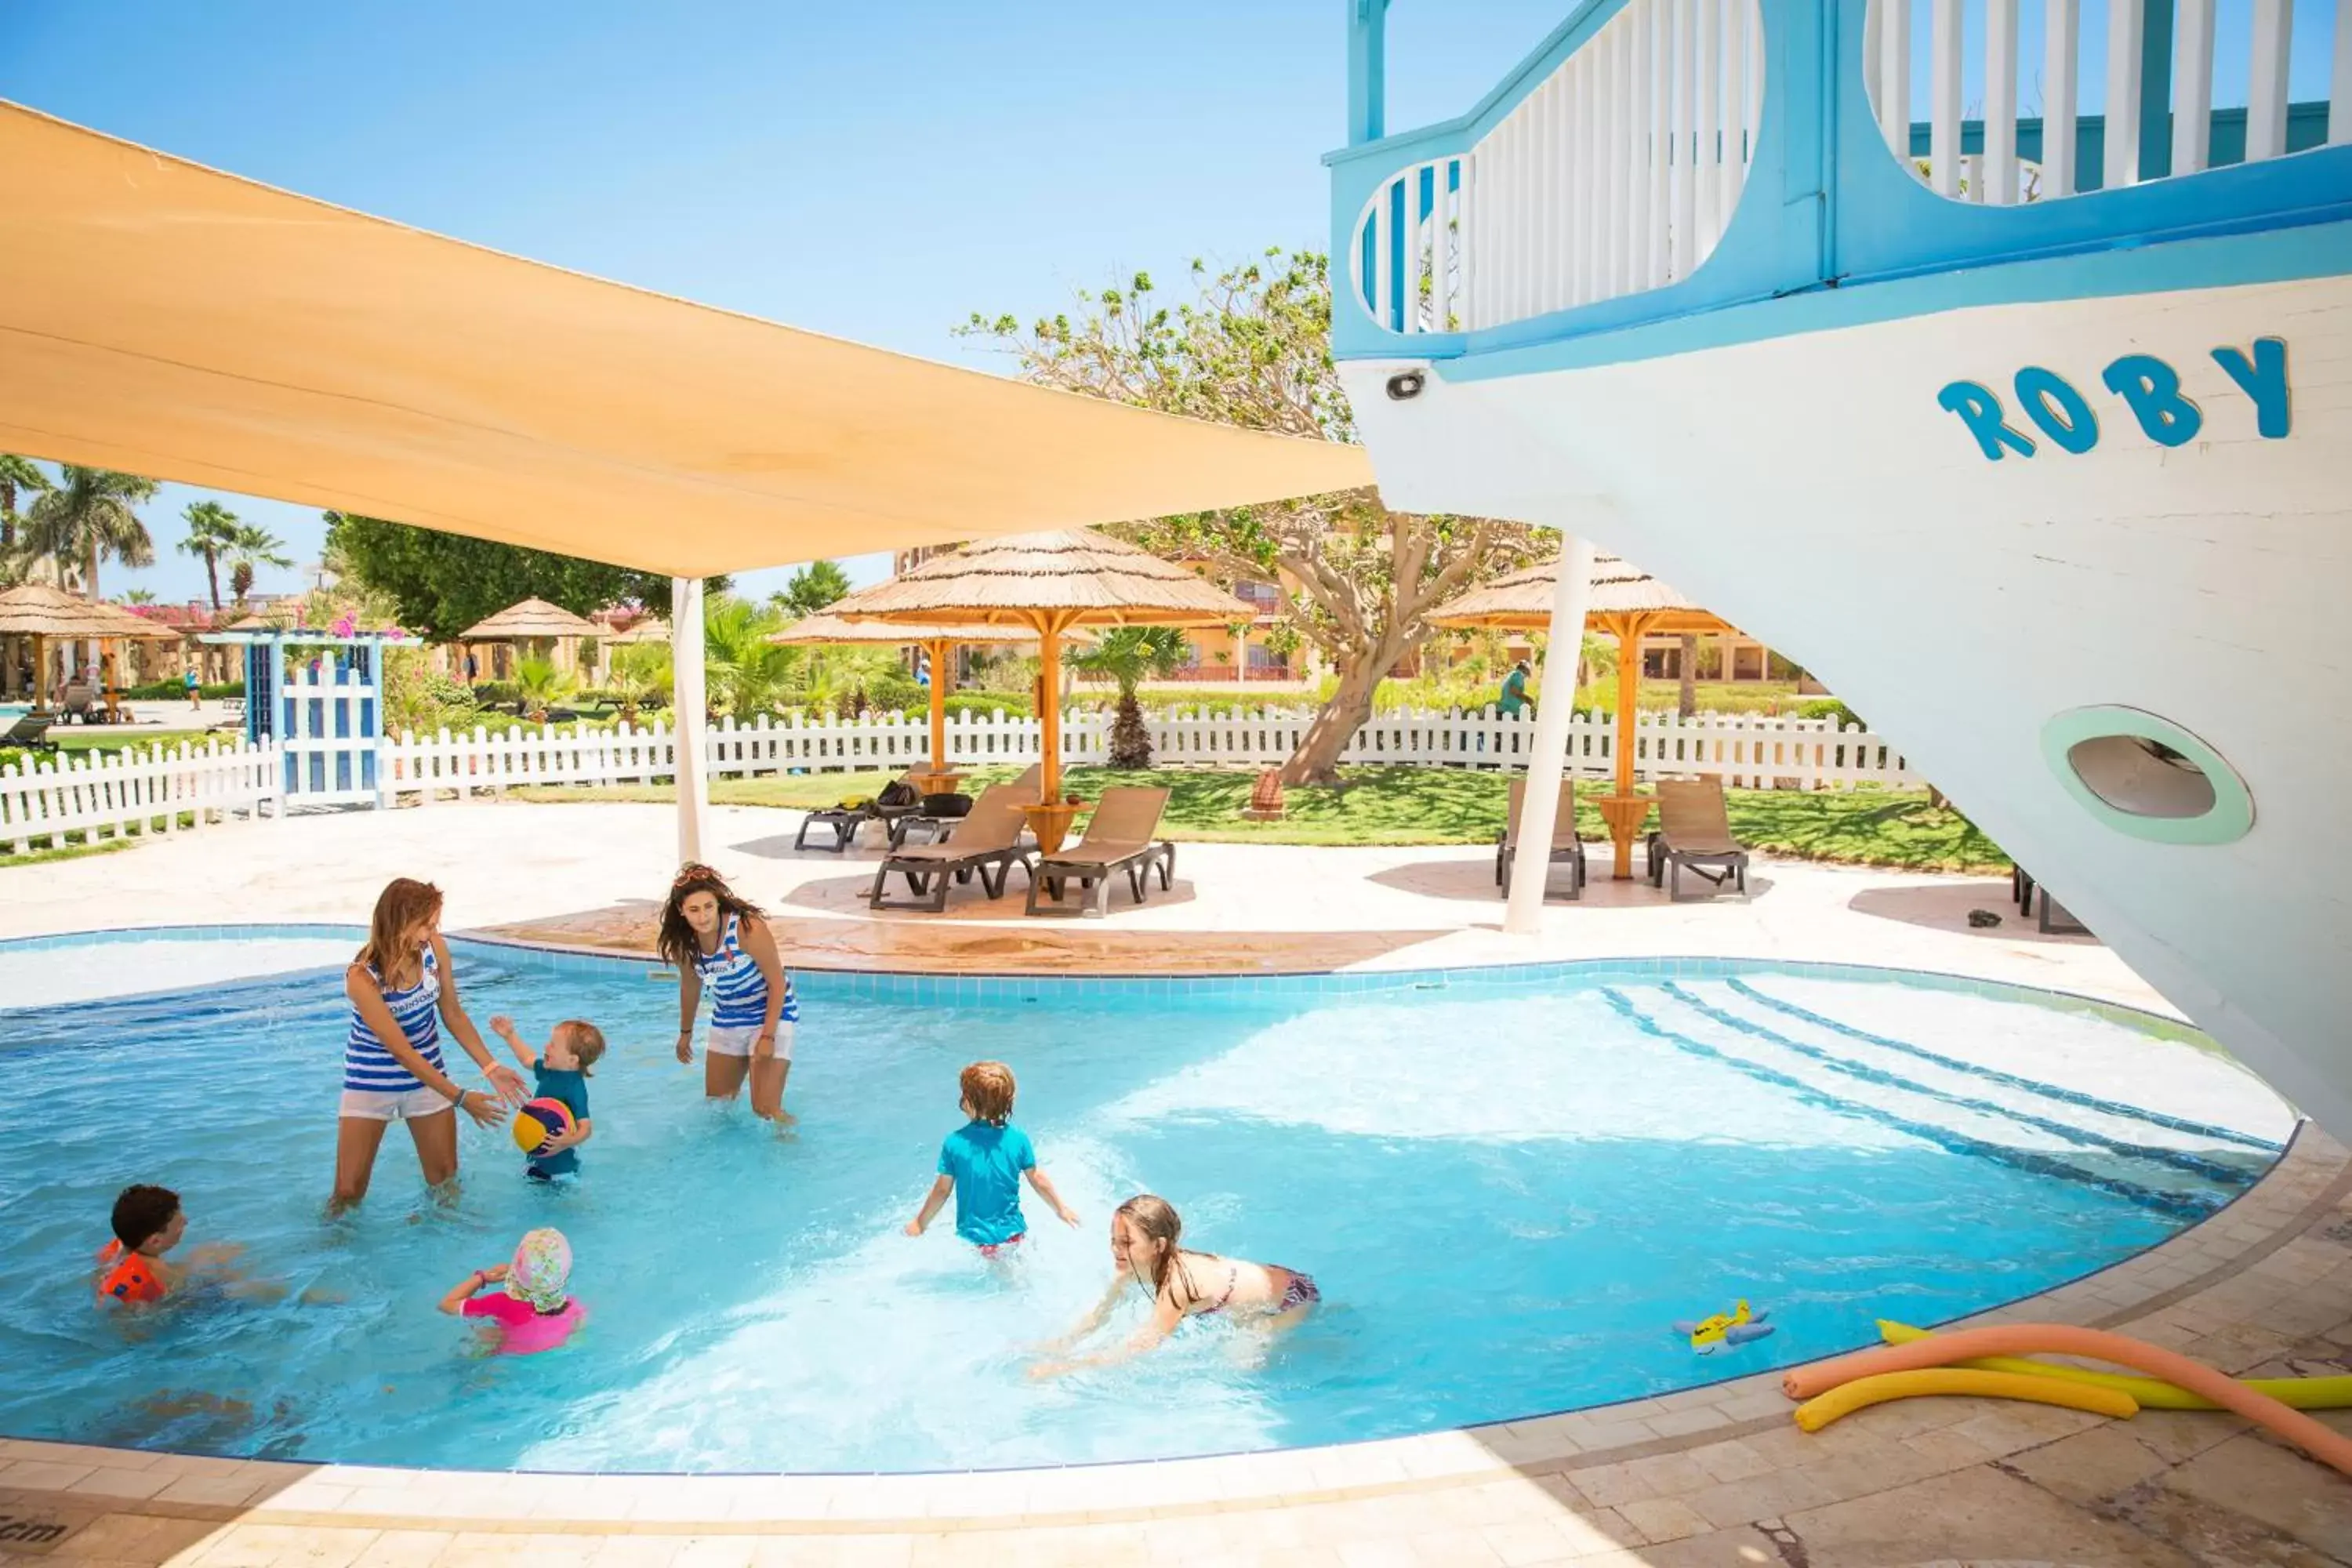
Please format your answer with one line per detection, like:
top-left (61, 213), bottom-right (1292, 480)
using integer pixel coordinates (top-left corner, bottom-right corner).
top-left (505, 1227), bottom-right (572, 1313)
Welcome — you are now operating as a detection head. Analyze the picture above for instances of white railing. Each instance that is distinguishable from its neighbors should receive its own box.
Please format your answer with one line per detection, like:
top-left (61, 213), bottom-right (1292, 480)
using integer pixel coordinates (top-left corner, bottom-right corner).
top-left (1355, 0), bottom-right (1765, 334)
top-left (1867, 0), bottom-right (2350, 204)
top-left (0, 739), bottom-right (282, 854)
top-left (377, 708), bottom-right (1921, 801)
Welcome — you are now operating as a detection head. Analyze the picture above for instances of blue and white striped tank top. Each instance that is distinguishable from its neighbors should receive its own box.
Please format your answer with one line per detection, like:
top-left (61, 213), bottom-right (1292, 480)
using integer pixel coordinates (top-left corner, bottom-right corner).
top-left (694, 913), bottom-right (797, 1029)
top-left (344, 943), bottom-right (445, 1091)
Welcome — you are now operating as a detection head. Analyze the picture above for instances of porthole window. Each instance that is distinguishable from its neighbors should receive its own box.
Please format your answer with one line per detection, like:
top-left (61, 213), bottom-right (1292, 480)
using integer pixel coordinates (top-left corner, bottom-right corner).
top-left (2040, 708), bottom-right (2252, 845)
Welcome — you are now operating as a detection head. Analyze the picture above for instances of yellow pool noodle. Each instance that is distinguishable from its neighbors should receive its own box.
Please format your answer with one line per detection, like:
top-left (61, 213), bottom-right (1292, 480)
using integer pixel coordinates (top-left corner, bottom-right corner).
top-left (1878, 1321), bottom-right (2352, 1411)
top-left (1795, 1368), bottom-right (2137, 1432)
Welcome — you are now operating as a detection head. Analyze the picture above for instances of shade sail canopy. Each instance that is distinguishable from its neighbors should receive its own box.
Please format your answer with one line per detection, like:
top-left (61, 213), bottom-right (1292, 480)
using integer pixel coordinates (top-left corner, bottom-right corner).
top-left (462, 597), bottom-right (601, 641)
top-left (835, 530), bottom-right (1258, 629)
top-left (0, 585), bottom-right (183, 640)
top-left (0, 103), bottom-right (1375, 580)
top-left (767, 611), bottom-right (1084, 648)
top-left (1431, 554), bottom-right (1733, 635)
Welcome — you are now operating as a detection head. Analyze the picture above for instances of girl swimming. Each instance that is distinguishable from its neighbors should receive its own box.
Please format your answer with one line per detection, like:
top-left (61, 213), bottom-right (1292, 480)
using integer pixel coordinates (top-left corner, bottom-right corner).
top-left (439, 1227), bottom-right (585, 1356)
top-left (1031, 1194), bottom-right (1318, 1377)
top-left (657, 864), bottom-right (798, 1121)
top-left (334, 879), bottom-right (526, 1210)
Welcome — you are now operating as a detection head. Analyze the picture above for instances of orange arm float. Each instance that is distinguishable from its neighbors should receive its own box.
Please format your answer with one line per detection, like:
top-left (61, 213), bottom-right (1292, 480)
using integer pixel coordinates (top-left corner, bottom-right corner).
top-left (1783, 1323), bottom-right (2352, 1478)
top-left (1795, 1369), bottom-right (2137, 1432)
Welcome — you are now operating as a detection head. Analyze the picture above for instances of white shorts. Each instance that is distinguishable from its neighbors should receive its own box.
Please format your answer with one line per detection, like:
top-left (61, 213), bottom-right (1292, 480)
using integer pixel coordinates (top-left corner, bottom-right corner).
top-left (706, 1023), bottom-right (794, 1061)
top-left (339, 1084), bottom-right (454, 1122)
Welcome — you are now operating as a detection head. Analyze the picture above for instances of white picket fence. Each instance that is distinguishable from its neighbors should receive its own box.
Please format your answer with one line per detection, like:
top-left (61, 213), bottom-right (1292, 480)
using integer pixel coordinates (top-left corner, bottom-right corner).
top-left (0, 739), bottom-right (283, 854)
top-left (377, 706), bottom-right (1921, 802)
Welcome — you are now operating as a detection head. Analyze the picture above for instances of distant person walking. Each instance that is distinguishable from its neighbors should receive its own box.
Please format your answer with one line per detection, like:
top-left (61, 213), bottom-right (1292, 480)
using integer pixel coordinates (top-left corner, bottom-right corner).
top-left (183, 666), bottom-right (201, 711)
top-left (1499, 659), bottom-right (1534, 718)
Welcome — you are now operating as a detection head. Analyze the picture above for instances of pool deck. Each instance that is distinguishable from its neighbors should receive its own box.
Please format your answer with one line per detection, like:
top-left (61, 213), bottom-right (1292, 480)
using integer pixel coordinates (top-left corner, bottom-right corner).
top-left (2, 799), bottom-right (2347, 1566)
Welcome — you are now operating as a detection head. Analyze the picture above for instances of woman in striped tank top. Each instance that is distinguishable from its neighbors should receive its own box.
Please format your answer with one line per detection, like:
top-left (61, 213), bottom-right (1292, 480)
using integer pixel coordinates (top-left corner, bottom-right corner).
top-left (658, 864), bottom-right (798, 1123)
top-left (333, 879), bottom-right (529, 1209)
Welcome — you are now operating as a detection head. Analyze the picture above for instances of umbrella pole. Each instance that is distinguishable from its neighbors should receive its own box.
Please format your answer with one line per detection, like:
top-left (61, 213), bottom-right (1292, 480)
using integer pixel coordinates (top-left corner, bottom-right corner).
top-left (1036, 614), bottom-right (1062, 801)
top-left (1504, 535), bottom-right (1595, 934)
top-left (926, 638), bottom-right (950, 775)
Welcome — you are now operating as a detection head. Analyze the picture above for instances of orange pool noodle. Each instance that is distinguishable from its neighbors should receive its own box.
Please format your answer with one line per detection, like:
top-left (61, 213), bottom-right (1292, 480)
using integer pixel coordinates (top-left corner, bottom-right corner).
top-left (1782, 1323), bottom-right (2352, 1479)
top-left (1794, 1369), bottom-right (2137, 1432)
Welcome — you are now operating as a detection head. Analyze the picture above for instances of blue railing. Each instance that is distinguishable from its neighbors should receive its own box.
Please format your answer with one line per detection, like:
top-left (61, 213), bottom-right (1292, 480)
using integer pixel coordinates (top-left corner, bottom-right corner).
top-left (1328, 0), bottom-right (2352, 364)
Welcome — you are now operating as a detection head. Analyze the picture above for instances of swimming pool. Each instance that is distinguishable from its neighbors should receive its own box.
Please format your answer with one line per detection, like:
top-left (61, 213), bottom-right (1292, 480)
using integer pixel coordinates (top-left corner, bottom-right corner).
top-left (0, 927), bottom-right (2292, 1473)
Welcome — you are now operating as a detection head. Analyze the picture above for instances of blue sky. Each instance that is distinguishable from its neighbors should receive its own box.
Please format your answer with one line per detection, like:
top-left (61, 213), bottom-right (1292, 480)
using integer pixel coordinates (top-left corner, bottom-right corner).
top-left (0, 0), bottom-right (1564, 608)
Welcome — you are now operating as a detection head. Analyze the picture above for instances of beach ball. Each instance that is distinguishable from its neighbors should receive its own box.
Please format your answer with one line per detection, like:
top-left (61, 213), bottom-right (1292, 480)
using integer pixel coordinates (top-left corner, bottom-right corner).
top-left (513, 1097), bottom-right (576, 1155)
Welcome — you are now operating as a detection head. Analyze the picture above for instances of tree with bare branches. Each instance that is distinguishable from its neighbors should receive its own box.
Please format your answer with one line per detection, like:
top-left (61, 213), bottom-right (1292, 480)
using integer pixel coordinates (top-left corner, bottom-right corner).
top-left (961, 249), bottom-right (1540, 785)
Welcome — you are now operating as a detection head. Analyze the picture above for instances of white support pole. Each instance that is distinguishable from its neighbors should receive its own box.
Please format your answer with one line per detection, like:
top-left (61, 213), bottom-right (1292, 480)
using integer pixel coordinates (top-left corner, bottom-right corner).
top-left (670, 576), bottom-right (710, 866)
top-left (1504, 534), bottom-right (1598, 935)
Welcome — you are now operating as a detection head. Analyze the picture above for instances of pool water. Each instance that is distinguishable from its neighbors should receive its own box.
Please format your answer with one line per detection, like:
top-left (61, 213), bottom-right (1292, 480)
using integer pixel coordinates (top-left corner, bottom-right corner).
top-left (0, 930), bottom-right (2291, 1473)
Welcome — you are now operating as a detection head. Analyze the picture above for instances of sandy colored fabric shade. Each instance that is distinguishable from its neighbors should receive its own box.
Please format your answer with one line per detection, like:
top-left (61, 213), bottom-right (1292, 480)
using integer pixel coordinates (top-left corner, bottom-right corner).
top-left (601, 618), bottom-right (670, 645)
top-left (0, 584), bottom-right (183, 640)
top-left (0, 103), bottom-right (1376, 580)
top-left (836, 531), bottom-right (1258, 628)
top-left (1430, 554), bottom-right (1731, 634)
top-left (461, 597), bottom-right (601, 642)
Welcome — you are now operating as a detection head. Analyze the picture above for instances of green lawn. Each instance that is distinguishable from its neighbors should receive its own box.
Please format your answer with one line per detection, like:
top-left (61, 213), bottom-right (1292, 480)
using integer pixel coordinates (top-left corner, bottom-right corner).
top-left (512, 764), bottom-right (2009, 872)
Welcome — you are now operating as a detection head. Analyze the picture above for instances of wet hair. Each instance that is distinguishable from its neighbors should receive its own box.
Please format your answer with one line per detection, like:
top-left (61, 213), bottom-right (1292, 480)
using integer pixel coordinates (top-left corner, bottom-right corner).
top-left (358, 878), bottom-right (442, 982)
top-left (560, 1021), bottom-right (607, 1076)
top-left (960, 1061), bottom-right (1016, 1126)
top-left (1114, 1193), bottom-right (1204, 1307)
top-left (111, 1185), bottom-right (180, 1252)
top-left (655, 864), bottom-right (766, 973)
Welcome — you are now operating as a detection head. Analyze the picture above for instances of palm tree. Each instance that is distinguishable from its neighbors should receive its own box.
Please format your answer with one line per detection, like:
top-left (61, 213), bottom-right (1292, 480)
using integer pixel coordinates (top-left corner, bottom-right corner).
top-left (608, 643), bottom-right (672, 724)
top-left (178, 500), bottom-right (241, 612)
top-left (701, 596), bottom-right (800, 720)
top-left (20, 466), bottom-right (157, 600)
top-left (514, 655), bottom-right (579, 724)
top-left (223, 522), bottom-right (292, 607)
top-left (0, 454), bottom-right (51, 557)
top-left (1070, 626), bottom-right (1185, 768)
top-left (121, 589), bottom-right (158, 605)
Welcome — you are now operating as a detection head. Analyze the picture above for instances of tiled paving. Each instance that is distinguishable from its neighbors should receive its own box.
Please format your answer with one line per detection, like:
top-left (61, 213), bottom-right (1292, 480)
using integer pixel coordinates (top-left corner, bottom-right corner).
top-left (2, 800), bottom-right (2345, 1564)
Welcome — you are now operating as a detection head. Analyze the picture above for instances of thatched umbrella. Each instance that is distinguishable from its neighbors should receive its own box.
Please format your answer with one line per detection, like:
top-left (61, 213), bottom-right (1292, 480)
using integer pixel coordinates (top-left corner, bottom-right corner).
top-left (602, 616), bottom-right (669, 645)
top-left (1434, 554), bottom-right (1736, 878)
top-left (0, 584), bottom-right (180, 713)
top-left (834, 530), bottom-right (1254, 845)
top-left (461, 597), bottom-right (598, 675)
top-left (769, 609), bottom-right (1090, 789)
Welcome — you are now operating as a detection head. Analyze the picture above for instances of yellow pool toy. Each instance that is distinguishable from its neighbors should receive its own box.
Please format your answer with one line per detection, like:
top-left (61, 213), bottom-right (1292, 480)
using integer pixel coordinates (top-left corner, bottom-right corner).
top-left (1672, 1298), bottom-right (1776, 1353)
top-left (1794, 1368), bottom-right (2139, 1432)
top-left (1878, 1320), bottom-right (2352, 1411)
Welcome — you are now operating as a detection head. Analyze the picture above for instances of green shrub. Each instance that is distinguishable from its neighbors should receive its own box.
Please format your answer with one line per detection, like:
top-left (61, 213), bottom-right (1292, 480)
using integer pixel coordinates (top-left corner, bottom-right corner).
top-left (126, 680), bottom-right (244, 700)
top-left (1797, 699), bottom-right (1867, 728)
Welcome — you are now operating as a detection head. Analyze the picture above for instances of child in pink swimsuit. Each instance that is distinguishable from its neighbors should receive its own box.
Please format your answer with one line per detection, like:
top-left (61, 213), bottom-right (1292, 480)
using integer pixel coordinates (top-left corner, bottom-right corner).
top-left (438, 1227), bottom-right (584, 1356)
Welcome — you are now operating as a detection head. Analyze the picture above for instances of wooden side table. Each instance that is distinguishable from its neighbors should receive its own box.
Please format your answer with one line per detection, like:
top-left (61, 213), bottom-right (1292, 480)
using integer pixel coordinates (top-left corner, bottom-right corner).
top-left (909, 769), bottom-right (966, 797)
top-left (1593, 792), bottom-right (1656, 880)
top-left (1022, 800), bottom-right (1084, 856)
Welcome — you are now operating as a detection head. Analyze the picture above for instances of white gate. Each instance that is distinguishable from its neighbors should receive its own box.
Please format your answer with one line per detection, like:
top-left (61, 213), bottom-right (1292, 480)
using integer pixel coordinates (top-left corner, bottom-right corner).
top-left (274, 660), bottom-right (381, 806)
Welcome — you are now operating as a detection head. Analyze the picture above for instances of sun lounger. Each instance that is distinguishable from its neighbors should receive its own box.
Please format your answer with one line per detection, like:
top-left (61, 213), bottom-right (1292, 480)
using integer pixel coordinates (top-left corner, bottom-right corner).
top-left (897, 763), bottom-right (1042, 848)
top-left (1494, 774), bottom-right (1586, 899)
top-left (56, 684), bottom-right (97, 724)
top-left (1025, 786), bottom-right (1176, 919)
top-left (1648, 777), bottom-right (1750, 898)
top-left (868, 782), bottom-right (1040, 911)
top-left (797, 761), bottom-right (931, 852)
top-left (0, 710), bottom-right (56, 751)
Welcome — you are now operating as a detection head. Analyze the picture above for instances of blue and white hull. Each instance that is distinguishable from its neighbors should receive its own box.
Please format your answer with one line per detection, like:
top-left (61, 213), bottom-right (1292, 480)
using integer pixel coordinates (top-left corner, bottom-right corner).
top-left (1330, 2), bottom-right (2352, 1131)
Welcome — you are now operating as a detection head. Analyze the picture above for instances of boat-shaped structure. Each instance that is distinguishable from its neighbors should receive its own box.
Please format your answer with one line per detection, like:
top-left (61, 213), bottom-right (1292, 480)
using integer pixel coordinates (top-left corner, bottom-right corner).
top-left (1328, 2), bottom-right (2352, 1131)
